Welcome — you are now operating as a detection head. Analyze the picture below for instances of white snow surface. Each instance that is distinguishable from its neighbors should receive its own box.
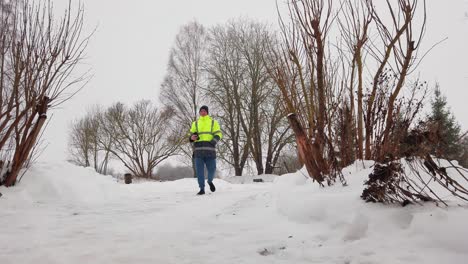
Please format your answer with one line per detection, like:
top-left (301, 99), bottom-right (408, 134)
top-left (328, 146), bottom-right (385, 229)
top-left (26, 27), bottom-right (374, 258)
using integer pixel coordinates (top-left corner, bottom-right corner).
top-left (1, 160), bottom-right (468, 264)
top-left (222, 174), bottom-right (279, 184)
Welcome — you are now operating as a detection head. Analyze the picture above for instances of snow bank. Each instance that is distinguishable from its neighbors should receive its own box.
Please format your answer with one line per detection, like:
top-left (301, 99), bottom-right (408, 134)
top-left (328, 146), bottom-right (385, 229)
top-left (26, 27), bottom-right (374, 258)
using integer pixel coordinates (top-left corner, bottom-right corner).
top-left (0, 162), bottom-right (246, 204)
top-left (272, 160), bottom-right (468, 263)
top-left (0, 162), bottom-right (123, 205)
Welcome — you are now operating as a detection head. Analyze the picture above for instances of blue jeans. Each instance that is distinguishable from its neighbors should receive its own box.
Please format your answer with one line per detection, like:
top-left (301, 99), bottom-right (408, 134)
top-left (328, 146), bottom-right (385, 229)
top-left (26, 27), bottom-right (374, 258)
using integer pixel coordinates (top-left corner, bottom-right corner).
top-left (194, 156), bottom-right (216, 190)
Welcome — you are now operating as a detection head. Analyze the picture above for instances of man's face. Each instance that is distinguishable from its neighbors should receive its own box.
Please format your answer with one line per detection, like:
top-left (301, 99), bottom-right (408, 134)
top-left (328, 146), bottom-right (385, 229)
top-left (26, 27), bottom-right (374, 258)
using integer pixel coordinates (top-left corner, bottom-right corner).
top-left (199, 109), bottom-right (208, 116)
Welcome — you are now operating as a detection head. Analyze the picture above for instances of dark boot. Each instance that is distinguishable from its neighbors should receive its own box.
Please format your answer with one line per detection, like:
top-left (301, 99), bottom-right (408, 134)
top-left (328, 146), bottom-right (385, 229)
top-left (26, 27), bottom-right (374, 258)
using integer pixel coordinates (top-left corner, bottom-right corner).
top-left (197, 189), bottom-right (205, 195)
top-left (208, 181), bottom-right (216, 192)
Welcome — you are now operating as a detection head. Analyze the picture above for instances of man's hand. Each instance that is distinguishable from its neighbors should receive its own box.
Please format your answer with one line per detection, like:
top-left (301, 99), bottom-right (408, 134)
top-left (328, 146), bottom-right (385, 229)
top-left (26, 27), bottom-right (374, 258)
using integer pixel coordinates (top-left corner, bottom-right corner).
top-left (210, 139), bottom-right (217, 146)
top-left (191, 134), bottom-right (198, 141)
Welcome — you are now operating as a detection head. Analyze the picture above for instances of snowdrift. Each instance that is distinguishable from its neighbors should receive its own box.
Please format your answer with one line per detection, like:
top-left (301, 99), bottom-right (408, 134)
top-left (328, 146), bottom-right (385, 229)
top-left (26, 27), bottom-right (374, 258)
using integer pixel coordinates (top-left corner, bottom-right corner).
top-left (1, 159), bottom-right (467, 264)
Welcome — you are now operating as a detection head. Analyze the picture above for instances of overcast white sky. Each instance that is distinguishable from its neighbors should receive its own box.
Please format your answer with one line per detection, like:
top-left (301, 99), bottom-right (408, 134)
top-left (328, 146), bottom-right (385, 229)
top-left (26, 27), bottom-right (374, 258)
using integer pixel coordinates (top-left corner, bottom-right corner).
top-left (41, 0), bottom-right (468, 162)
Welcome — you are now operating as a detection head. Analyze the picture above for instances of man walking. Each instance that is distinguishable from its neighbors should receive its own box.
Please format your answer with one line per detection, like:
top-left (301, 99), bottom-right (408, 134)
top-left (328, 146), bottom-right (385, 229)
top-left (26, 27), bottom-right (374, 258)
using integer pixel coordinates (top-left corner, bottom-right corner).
top-left (189, 105), bottom-right (222, 195)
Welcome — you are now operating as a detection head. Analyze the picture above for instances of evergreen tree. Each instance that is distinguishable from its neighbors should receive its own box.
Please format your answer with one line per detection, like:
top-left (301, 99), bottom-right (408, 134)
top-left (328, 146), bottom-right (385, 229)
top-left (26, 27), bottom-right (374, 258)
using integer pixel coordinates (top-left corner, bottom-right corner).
top-left (460, 136), bottom-right (468, 168)
top-left (428, 84), bottom-right (462, 161)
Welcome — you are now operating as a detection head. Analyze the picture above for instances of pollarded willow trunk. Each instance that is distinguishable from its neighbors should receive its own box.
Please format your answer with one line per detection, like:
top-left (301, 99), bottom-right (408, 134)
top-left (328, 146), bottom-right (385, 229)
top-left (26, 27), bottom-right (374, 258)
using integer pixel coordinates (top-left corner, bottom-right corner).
top-left (287, 113), bottom-right (324, 184)
top-left (4, 96), bottom-right (49, 186)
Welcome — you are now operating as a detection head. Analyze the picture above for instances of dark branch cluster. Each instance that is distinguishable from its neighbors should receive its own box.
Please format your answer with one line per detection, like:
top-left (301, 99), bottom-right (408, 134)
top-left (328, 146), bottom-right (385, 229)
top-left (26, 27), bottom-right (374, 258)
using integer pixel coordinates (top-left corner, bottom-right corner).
top-left (362, 125), bottom-right (468, 206)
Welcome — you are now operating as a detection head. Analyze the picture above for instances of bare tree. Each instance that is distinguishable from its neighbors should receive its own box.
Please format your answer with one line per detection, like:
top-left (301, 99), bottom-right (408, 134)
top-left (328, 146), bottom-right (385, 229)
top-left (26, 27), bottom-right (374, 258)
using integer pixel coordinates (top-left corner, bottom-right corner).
top-left (364, 0), bottom-right (427, 161)
top-left (68, 106), bottom-right (112, 174)
top-left (69, 117), bottom-right (94, 168)
top-left (267, 0), bottom-right (341, 185)
top-left (261, 92), bottom-right (295, 174)
top-left (160, 21), bottom-right (209, 159)
top-left (159, 18), bottom-right (295, 176)
top-left (0, 0), bottom-right (91, 186)
top-left (206, 22), bottom-right (250, 176)
top-left (99, 101), bottom-right (181, 178)
top-left (338, 0), bottom-right (372, 160)
top-left (234, 19), bottom-right (282, 175)
top-left (205, 19), bottom-right (295, 176)
top-left (159, 21), bottom-right (210, 179)
top-left (236, 20), bottom-right (266, 175)
top-left (266, 0), bottom-right (428, 185)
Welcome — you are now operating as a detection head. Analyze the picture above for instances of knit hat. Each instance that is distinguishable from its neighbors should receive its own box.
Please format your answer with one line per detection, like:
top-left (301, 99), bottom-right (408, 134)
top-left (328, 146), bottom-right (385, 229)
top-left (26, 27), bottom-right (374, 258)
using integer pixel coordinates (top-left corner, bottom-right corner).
top-left (199, 105), bottom-right (209, 114)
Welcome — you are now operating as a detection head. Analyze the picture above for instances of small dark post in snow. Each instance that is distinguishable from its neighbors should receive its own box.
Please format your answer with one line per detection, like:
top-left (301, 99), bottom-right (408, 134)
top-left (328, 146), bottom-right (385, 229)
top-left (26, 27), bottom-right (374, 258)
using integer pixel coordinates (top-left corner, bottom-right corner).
top-left (124, 173), bottom-right (132, 184)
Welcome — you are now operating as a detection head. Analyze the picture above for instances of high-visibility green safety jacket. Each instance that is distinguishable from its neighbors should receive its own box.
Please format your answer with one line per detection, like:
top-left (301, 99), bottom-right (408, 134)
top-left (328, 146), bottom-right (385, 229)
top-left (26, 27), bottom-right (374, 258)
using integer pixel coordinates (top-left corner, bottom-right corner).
top-left (189, 115), bottom-right (222, 158)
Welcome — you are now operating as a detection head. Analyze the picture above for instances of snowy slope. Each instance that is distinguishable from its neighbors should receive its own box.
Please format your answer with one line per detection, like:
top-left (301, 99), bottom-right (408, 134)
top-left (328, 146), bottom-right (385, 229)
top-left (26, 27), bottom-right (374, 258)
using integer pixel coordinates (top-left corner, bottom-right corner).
top-left (1, 161), bottom-right (468, 264)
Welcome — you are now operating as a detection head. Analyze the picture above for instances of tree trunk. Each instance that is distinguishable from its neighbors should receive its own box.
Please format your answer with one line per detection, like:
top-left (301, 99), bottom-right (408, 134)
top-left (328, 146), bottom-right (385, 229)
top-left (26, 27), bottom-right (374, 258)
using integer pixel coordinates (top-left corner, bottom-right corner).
top-left (287, 113), bottom-right (324, 183)
top-left (5, 97), bottom-right (49, 187)
top-left (264, 162), bottom-right (273, 175)
top-left (356, 48), bottom-right (364, 160)
top-left (311, 20), bottom-right (327, 158)
top-left (235, 166), bottom-right (243, 176)
top-left (254, 151), bottom-right (264, 175)
top-left (264, 150), bottom-right (274, 174)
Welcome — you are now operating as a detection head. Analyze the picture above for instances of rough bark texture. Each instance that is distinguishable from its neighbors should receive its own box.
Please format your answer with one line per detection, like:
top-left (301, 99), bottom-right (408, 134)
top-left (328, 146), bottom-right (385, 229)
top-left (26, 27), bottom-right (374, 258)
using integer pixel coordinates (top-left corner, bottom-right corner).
top-left (287, 113), bottom-right (324, 184)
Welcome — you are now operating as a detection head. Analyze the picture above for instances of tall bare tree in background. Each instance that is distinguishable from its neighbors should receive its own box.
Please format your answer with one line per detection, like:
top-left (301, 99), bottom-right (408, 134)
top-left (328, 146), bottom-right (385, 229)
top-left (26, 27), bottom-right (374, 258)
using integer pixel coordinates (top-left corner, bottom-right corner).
top-left (236, 21), bottom-right (295, 175)
top-left (160, 21), bottom-right (209, 159)
top-left (207, 22), bottom-right (250, 176)
top-left (233, 20), bottom-right (286, 175)
top-left (235, 20), bottom-right (269, 175)
top-left (261, 91), bottom-right (295, 174)
top-left (0, 0), bottom-right (91, 186)
top-left (205, 19), bottom-right (293, 176)
top-left (158, 19), bottom-right (296, 177)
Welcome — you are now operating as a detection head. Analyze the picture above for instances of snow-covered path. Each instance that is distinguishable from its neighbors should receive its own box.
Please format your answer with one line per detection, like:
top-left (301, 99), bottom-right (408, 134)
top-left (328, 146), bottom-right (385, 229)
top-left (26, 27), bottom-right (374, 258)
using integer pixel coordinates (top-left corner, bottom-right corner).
top-left (1, 161), bottom-right (468, 264)
top-left (1, 178), bottom-right (298, 264)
